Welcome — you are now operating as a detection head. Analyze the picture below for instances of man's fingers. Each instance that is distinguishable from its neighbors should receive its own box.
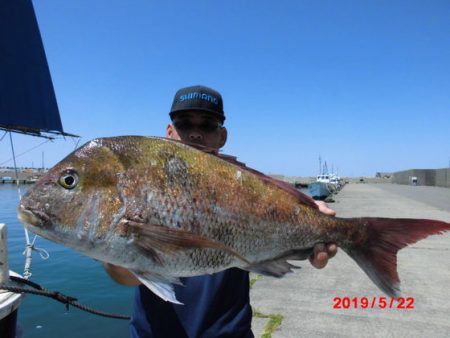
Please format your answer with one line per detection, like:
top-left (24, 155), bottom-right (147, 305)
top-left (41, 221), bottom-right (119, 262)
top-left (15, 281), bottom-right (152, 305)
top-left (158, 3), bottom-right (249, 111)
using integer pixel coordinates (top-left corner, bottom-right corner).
top-left (309, 243), bottom-right (328, 269)
top-left (309, 243), bottom-right (338, 269)
top-left (326, 243), bottom-right (338, 258)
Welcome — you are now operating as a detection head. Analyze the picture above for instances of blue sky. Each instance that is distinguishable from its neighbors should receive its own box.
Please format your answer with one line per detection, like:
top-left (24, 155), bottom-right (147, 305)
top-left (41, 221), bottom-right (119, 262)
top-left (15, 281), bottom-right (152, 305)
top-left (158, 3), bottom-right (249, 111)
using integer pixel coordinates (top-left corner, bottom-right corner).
top-left (1, 0), bottom-right (449, 176)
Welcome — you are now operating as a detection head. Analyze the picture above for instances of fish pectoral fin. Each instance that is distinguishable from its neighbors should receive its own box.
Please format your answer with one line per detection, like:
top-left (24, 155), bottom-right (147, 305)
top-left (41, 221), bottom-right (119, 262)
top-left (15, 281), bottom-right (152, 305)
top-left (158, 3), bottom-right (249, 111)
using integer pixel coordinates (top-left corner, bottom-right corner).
top-left (128, 221), bottom-right (249, 264)
top-left (131, 270), bottom-right (183, 304)
top-left (244, 248), bottom-right (313, 277)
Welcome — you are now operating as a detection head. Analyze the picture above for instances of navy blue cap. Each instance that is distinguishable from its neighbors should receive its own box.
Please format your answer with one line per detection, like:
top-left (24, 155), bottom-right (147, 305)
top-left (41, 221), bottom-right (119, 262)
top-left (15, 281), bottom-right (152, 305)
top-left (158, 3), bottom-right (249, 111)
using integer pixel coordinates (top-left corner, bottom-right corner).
top-left (169, 85), bottom-right (225, 122)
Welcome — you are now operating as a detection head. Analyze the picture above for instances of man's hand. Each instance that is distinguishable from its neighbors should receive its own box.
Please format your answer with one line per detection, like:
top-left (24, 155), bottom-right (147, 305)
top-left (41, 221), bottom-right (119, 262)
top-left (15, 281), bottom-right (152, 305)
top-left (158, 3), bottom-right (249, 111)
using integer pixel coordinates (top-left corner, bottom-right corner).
top-left (309, 201), bottom-right (337, 269)
top-left (309, 243), bottom-right (338, 269)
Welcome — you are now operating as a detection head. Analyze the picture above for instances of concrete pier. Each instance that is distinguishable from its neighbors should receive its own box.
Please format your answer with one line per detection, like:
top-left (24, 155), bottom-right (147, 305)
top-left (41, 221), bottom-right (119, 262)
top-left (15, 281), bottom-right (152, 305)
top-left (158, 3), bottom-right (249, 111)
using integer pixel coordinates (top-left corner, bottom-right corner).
top-left (251, 183), bottom-right (450, 337)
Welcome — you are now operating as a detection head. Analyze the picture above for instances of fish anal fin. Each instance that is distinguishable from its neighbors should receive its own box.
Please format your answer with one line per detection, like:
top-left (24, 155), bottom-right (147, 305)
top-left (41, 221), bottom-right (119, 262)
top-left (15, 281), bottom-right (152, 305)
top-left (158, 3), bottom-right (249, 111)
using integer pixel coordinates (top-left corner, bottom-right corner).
top-left (244, 248), bottom-right (313, 277)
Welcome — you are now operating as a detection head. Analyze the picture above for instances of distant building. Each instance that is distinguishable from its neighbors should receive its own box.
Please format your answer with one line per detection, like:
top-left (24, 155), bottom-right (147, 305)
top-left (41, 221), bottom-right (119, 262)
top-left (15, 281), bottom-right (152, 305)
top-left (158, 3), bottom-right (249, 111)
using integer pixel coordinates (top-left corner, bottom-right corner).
top-left (375, 172), bottom-right (392, 179)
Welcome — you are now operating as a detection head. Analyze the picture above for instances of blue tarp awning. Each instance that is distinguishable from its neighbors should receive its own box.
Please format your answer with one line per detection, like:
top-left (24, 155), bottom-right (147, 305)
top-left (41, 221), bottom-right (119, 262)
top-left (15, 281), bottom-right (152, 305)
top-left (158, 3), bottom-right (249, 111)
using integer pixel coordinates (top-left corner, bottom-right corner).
top-left (0, 0), bottom-right (77, 138)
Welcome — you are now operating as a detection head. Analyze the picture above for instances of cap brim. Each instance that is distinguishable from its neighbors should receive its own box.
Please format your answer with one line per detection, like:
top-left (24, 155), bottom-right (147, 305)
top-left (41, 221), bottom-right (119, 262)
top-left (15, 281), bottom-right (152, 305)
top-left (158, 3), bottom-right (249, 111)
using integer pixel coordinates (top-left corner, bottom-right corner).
top-left (170, 108), bottom-right (225, 122)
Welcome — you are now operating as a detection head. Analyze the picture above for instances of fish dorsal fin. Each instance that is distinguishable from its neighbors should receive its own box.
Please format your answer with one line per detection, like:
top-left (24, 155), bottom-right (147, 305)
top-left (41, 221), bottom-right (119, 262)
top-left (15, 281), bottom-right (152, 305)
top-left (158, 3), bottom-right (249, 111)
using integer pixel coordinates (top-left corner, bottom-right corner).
top-left (128, 221), bottom-right (250, 265)
top-left (131, 270), bottom-right (183, 304)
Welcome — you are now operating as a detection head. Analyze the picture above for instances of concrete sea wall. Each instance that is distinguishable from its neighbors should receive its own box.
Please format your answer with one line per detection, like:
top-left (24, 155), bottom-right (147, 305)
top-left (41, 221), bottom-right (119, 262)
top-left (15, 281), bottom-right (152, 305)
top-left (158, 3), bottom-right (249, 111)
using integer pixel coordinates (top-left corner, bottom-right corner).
top-left (391, 168), bottom-right (450, 188)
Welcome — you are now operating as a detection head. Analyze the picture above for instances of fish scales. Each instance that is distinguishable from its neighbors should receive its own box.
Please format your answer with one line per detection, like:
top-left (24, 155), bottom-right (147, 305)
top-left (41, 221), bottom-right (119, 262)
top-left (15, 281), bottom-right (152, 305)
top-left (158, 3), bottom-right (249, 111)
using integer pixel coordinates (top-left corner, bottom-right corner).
top-left (18, 136), bottom-right (450, 303)
top-left (112, 138), bottom-right (312, 253)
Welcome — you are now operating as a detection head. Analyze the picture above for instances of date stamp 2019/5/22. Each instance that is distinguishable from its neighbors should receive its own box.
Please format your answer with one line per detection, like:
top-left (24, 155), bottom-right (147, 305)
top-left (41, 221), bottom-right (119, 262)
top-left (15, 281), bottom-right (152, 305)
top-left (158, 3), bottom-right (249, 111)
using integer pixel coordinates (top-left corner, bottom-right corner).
top-left (332, 297), bottom-right (415, 309)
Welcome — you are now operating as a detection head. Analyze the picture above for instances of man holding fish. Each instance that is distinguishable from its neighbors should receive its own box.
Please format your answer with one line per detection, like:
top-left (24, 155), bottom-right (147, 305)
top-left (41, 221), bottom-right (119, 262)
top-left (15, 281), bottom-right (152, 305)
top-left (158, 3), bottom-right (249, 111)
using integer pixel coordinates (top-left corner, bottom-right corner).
top-left (18, 85), bottom-right (450, 337)
top-left (104, 85), bottom-right (338, 338)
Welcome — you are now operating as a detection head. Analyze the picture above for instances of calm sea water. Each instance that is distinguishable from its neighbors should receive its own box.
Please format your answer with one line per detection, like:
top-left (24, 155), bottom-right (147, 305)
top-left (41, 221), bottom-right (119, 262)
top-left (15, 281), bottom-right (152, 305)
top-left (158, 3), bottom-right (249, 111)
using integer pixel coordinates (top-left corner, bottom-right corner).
top-left (0, 185), bottom-right (134, 338)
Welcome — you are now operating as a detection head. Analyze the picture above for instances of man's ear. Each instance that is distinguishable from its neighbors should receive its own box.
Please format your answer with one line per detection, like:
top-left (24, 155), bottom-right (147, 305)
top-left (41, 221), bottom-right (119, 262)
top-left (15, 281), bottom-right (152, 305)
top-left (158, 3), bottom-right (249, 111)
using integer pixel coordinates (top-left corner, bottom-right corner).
top-left (167, 124), bottom-right (182, 140)
top-left (219, 127), bottom-right (228, 148)
top-left (166, 124), bottom-right (175, 138)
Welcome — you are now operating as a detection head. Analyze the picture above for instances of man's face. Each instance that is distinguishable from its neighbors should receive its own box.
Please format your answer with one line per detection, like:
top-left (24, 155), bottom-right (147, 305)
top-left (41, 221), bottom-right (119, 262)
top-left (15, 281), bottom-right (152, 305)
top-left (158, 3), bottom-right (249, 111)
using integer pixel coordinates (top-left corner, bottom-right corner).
top-left (166, 111), bottom-right (227, 150)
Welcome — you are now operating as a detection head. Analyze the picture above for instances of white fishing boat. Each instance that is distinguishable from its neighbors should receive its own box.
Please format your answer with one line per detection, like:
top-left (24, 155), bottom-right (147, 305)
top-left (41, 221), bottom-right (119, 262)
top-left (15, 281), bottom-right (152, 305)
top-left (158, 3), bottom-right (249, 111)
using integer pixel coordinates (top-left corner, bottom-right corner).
top-left (309, 159), bottom-right (343, 199)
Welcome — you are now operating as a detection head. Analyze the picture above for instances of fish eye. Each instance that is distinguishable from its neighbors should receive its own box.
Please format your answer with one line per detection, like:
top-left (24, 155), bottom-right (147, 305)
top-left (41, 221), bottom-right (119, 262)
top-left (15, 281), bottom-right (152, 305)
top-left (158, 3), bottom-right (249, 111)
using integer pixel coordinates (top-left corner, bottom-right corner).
top-left (58, 170), bottom-right (79, 190)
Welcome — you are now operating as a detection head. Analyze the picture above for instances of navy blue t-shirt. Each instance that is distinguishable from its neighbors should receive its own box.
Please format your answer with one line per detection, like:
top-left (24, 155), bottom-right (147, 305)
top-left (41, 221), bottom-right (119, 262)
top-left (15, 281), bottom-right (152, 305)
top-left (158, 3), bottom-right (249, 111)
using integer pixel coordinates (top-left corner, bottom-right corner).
top-left (129, 268), bottom-right (254, 338)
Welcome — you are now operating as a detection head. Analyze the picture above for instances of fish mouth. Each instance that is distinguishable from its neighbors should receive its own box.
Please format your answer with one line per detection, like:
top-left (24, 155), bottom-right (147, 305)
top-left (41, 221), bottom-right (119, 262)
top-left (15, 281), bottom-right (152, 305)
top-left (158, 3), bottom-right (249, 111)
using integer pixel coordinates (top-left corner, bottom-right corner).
top-left (18, 204), bottom-right (50, 228)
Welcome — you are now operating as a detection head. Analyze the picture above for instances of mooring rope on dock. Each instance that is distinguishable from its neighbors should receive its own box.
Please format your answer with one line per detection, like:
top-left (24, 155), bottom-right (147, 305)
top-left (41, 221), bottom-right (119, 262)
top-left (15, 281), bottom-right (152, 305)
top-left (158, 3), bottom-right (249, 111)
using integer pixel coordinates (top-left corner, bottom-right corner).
top-left (0, 276), bottom-right (131, 320)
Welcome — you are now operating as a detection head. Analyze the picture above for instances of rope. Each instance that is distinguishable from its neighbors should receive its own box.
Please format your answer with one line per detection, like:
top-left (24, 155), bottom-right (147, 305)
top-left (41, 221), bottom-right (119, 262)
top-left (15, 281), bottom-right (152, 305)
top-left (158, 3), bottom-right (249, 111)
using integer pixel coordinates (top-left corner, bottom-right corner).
top-left (1, 276), bottom-right (130, 320)
top-left (0, 138), bottom-right (50, 166)
top-left (22, 240), bottom-right (50, 260)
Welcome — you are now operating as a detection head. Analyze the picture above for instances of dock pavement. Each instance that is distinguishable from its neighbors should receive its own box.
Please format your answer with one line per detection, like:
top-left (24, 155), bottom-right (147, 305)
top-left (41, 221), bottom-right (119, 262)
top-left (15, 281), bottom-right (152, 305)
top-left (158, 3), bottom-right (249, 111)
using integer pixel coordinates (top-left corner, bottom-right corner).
top-left (250, 183), bottom-right (450, 338)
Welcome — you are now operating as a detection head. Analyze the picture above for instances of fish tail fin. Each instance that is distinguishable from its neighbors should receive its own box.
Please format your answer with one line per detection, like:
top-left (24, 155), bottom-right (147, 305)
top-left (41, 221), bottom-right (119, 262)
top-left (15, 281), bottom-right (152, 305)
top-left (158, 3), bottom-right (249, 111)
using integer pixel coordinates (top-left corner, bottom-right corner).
top-left (343, 217), bottom-right (450, 297)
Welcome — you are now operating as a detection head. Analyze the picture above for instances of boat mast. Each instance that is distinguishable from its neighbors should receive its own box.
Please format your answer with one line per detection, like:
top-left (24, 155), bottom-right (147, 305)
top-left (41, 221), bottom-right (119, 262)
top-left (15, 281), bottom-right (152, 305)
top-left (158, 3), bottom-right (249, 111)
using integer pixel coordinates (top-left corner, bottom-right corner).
top-left (319, 156), bottom-right (322, 175)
